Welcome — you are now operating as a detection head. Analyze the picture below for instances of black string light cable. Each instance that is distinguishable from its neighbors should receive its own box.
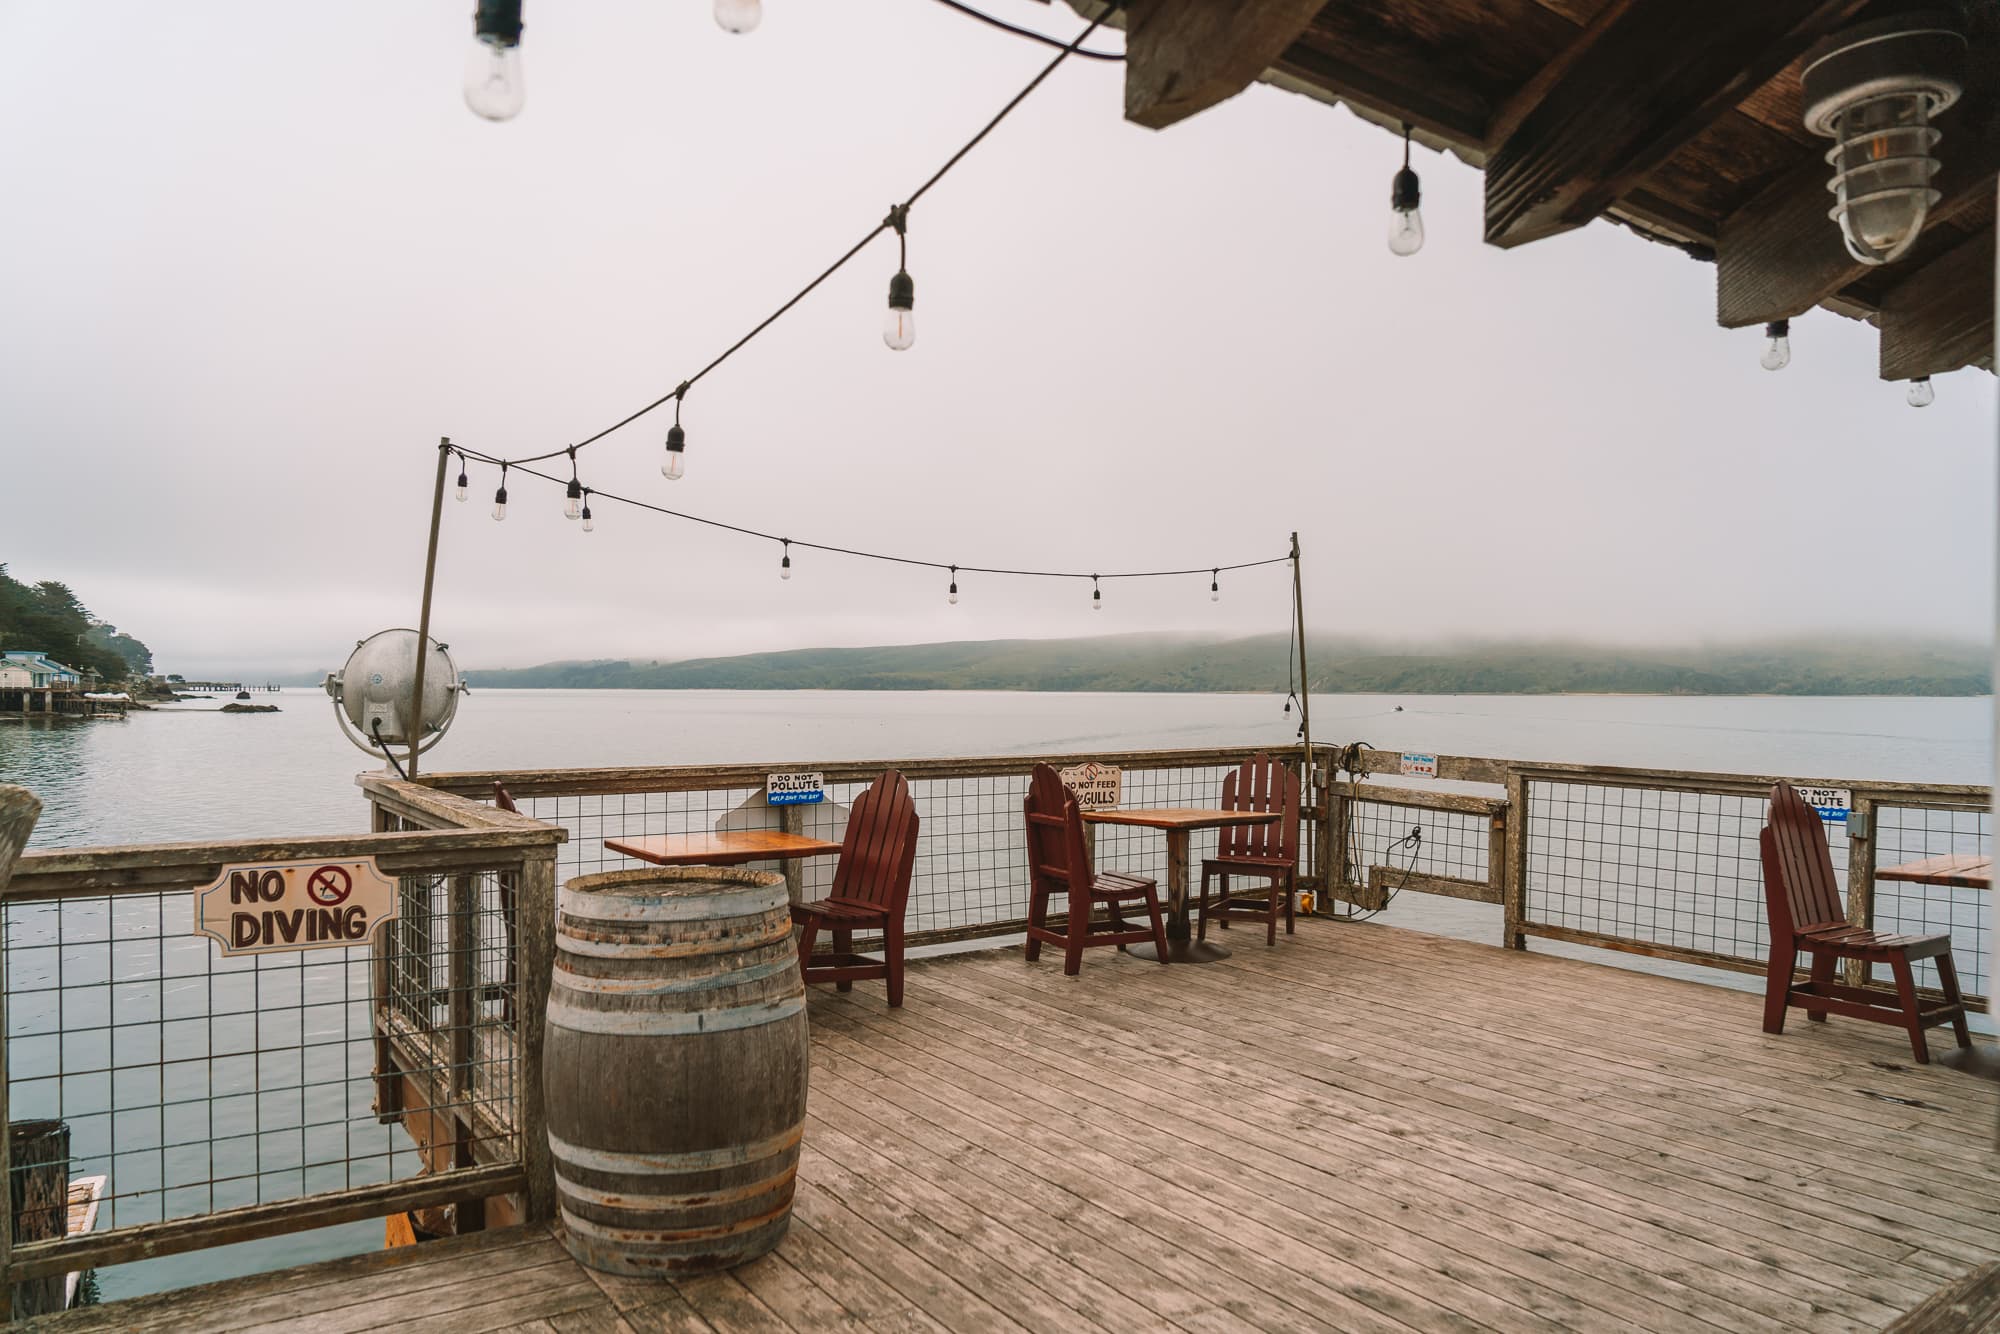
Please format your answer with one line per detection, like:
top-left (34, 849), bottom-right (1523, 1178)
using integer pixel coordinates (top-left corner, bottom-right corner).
top-left (925, 0), bottom-right (1126, 60)
top-left (455, 447), bottom-right (1288, 586)
top-left (482, 1), bottom-right (1119, 473)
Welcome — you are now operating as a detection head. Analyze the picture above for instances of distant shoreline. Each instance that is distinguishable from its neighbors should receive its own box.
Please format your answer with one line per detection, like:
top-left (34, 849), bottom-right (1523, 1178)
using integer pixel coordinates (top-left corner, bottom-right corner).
top-left (439, 684), bottom-right (1996, 699)
top-left (249, 631), bottom-right (1994, 699)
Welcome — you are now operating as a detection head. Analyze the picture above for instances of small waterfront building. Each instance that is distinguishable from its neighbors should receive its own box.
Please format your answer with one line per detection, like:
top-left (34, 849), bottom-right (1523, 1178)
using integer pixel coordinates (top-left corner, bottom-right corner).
top-left (1, 651), bottom-right (83, 689)
top-left (0, 662), bottom-right (31, 691)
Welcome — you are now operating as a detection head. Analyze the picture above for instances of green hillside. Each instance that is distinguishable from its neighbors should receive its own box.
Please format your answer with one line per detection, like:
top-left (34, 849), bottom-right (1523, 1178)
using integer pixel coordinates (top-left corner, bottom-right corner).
top-left (463, 634), bottom-right (1991, 696)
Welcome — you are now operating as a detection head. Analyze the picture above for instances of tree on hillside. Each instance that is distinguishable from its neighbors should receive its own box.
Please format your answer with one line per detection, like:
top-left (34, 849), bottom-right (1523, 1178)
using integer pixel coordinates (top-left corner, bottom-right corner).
top-left (0, 564), bottom-right (153, 684)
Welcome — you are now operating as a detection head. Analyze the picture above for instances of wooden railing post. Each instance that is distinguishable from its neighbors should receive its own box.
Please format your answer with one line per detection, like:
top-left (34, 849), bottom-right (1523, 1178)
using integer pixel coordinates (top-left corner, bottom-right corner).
top-left (0, 785), bottom-right (43, 1320)
top-left (368, 800), bottom-right (404, 1125)
top-left (778, 803), bottom-right (806, 906)
top-left (1844, 794), bottom-right (1878, 988)
top-left (1502, 771), bottom-right (1529, 950)
top-left (513, 849), bottom-right (558, 1224)
top-left (447, 873), bottom-right (483, 1232)
top-left (1323, 786), bottom-right (1347, 905)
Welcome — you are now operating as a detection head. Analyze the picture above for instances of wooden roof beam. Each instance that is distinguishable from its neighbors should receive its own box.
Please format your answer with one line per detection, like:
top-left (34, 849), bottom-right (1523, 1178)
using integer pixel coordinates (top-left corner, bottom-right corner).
top-left (1266, 36), bottom-right (1489, 156)
top-left (1878, 226), bottom-right (1997, 380)
top-left (1119, 0), bottom-right (1328, 130)
top-left (1483, 0), bottom-right (1873, 249)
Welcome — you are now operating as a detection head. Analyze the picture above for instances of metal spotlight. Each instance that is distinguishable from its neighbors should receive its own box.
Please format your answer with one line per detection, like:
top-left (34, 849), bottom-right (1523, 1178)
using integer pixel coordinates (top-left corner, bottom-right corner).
top-left (1802, 13), bottom-right (1965, 266)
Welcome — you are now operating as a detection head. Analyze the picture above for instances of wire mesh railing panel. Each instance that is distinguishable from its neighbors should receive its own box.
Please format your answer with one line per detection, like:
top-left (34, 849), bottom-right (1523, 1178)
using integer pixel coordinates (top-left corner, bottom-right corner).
top-left (4, 892), bottom-right (414, 1236)
top-left (1520, 781), bottom-right (1834, 965)
top-left (903, 774), bottom-right (1034, 935)
top-left (4, 860), bottom-right (525, 1251)
top-left (1340, 796), bottom-right (1489, 894)
top-left (515, 789), bottom-right (763, 885)
top-left (1872, 802), bottom-right (1991, 999)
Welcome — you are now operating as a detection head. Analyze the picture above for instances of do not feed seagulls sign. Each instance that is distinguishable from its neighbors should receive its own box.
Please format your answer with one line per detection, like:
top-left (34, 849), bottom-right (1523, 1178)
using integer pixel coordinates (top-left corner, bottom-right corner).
top-left (194, 859), bottom-right (400, 956)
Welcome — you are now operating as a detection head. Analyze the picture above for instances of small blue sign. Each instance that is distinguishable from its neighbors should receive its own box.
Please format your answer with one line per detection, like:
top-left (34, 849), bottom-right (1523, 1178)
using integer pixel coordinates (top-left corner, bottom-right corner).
top-left (767, 772), bottom-right (825, 806)
top-left (1795, 786), bottom-right (1851, 824)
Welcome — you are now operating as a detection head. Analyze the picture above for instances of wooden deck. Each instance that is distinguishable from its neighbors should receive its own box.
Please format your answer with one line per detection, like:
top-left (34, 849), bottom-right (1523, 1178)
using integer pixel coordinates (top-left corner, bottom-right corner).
top-left (30, 919), bottom-right (2000, 1333)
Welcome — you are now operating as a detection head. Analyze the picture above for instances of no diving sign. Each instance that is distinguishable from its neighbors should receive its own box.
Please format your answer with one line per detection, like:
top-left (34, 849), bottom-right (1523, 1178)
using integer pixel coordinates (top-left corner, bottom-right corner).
top-left (194, 858), bottom-right (399, 956)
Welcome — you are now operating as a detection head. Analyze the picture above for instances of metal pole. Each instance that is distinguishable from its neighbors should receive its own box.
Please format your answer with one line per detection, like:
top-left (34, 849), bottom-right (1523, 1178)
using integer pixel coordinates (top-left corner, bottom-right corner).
top-left (1988, 185), bottom-right (1997, 1145)
top-left (1291, 531), bottom-right (1313, 778)
top-left (407, 439), bottom-right (451, 781)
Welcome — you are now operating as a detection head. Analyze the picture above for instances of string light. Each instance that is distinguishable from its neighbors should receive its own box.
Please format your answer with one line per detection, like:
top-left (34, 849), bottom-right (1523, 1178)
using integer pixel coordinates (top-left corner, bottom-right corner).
top-left (1211, 569), bottom-right (1220, 602)
top-left (1760, 319), bottom-right (1791, 371)
top-left (884, 206), bottom-right (915, 352)
top-left (564, 447), bottom-right (582, 520)
top-left (455, 455), bottom-right (469, 503)
top-left (780, 539), bottom-right (792, 580)
top-left (465, 0), bottom-right (525, 122)
top-left (662, 384), bottom-right (690, 481)
top-left (468, 6), bottom-right (1115, 481)
top-left (492, 464), bottom-right (509, 522)
top-left (1389, 123), bottom-right (1424, 257)
top-left (1091, 575), bottom-right (1102, 612)
top-left (449, 448), bottom-right (1286, 603)
top-left (948, 566), bottom-right (959, 605)
top-left (580, 488), bottom-right (595, 531)
top-left (1907, 375), bottom-right (1935, 407)
top-left (715, 0), bottom-right (763, 34)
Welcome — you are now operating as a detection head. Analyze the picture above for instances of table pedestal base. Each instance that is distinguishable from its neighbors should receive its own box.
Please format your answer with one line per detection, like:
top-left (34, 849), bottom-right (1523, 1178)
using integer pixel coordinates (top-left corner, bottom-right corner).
top-left (1128, 938), bottom-right (1231, 964)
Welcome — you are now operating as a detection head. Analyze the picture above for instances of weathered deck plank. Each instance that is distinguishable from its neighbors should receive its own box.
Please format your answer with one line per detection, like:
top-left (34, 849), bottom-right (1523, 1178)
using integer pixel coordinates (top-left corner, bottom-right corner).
top-left (24, 920), bottom-right (2000, 1333)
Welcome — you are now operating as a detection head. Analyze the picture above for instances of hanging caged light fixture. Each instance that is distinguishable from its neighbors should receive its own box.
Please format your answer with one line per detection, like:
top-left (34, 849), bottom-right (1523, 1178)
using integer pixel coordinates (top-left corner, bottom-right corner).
top-left (1801, 13), bottom-right (1965, 266)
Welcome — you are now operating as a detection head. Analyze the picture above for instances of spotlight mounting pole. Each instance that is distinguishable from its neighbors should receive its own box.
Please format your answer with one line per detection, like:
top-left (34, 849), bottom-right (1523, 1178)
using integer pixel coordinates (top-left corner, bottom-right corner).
top-left (1291, 531), bottom-right (1313, 781)
top-left (408, 438), bottom-right (451, 780)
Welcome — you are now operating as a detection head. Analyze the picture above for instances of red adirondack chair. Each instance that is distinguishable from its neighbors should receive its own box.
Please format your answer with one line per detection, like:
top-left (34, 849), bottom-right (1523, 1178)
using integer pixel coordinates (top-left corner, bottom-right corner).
top-left (1760, 782), bottom-right (1972, 1064)
top-left (792, 770), bottom-right (920, 1007)
top-left (1196, 754), bottom-right (1301, 947)
top-left (1023, 763), bottom-right (1169, 976)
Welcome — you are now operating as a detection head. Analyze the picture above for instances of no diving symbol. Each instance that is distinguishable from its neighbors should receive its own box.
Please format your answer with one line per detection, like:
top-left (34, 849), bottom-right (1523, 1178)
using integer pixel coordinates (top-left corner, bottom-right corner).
top-left (307, 865), bottom-right (352, 906)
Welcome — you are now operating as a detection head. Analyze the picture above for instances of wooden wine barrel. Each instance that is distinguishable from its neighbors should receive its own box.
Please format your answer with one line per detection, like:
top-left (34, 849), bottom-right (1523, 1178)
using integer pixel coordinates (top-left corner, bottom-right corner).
top-left (544, 866), bottom-right (808, 1276)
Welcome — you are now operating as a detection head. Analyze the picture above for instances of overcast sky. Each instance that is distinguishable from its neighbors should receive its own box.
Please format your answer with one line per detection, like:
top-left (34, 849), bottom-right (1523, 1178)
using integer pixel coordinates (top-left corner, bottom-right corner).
top-left (1, 1), bottom-right (1992, 678)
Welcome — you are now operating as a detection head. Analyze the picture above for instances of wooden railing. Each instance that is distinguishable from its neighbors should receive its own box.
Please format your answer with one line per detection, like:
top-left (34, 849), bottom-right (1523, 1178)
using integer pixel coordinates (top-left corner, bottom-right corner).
top-left (415, 744), bottom-right (1326, 951)
top-left (0, 803), bottom-right (566, 1305)
top-left (1320, 746), bottom-right (1991, 1009)
top-left (0, 741), bottom-right (1983, 1306)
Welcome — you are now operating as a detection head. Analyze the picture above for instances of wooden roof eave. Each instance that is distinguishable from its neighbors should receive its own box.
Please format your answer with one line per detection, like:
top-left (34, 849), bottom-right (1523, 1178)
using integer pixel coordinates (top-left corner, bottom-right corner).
top-left (1035, 0), bottom-right (1994, 380)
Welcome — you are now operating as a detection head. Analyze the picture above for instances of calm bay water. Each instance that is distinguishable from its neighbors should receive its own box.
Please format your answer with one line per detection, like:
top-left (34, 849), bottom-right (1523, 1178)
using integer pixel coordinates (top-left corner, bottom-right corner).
top-left (4, 688), bottom-right (1991, 848)
top-left (0, 688), bottom-right (1990, 1299)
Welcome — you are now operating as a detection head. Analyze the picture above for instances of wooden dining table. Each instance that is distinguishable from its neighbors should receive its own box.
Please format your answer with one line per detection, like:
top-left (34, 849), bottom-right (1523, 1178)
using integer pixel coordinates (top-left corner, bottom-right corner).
top-left (1874, 853), bottom-right (1992, 890)
top-left (604, 829), bottom-right (845, 868)
top-left (1081, 807), bottom-right (1280, 963)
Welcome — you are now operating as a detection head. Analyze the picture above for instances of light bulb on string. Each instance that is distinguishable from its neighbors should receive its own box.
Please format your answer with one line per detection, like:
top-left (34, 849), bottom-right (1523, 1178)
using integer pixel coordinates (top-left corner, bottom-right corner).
top-left (947, 566), bottom-right (959, 606)
top-left (1907, 375), bottom-right (1935, 407)
top-left (492, 465), bottom-right (509, 522)
top-left (1211, 569), bottom-right (1220, 603)
top-left (1389, 123), bottom-right (1424, 257)
top-left (564, 451), bottom-right (583, 520)
top-left (714, 0), bottom-right (762, 34)
top-left (580, 489), bottom-right (594, 532)
top-left (1092, 576), bottom-right (1102, 612)
top-left (883, 205), bottom-right (916, 351)
top-left (455, 457), bottom-right (469, 503)
top-left (662, 383), bottom-right (689, 480)
top-left (1761, 319), bottom-right (1791, 371)
top-left (464, 0), bottom-right (525, 122)
top-left (780, 541), bottom-right (792, 581)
